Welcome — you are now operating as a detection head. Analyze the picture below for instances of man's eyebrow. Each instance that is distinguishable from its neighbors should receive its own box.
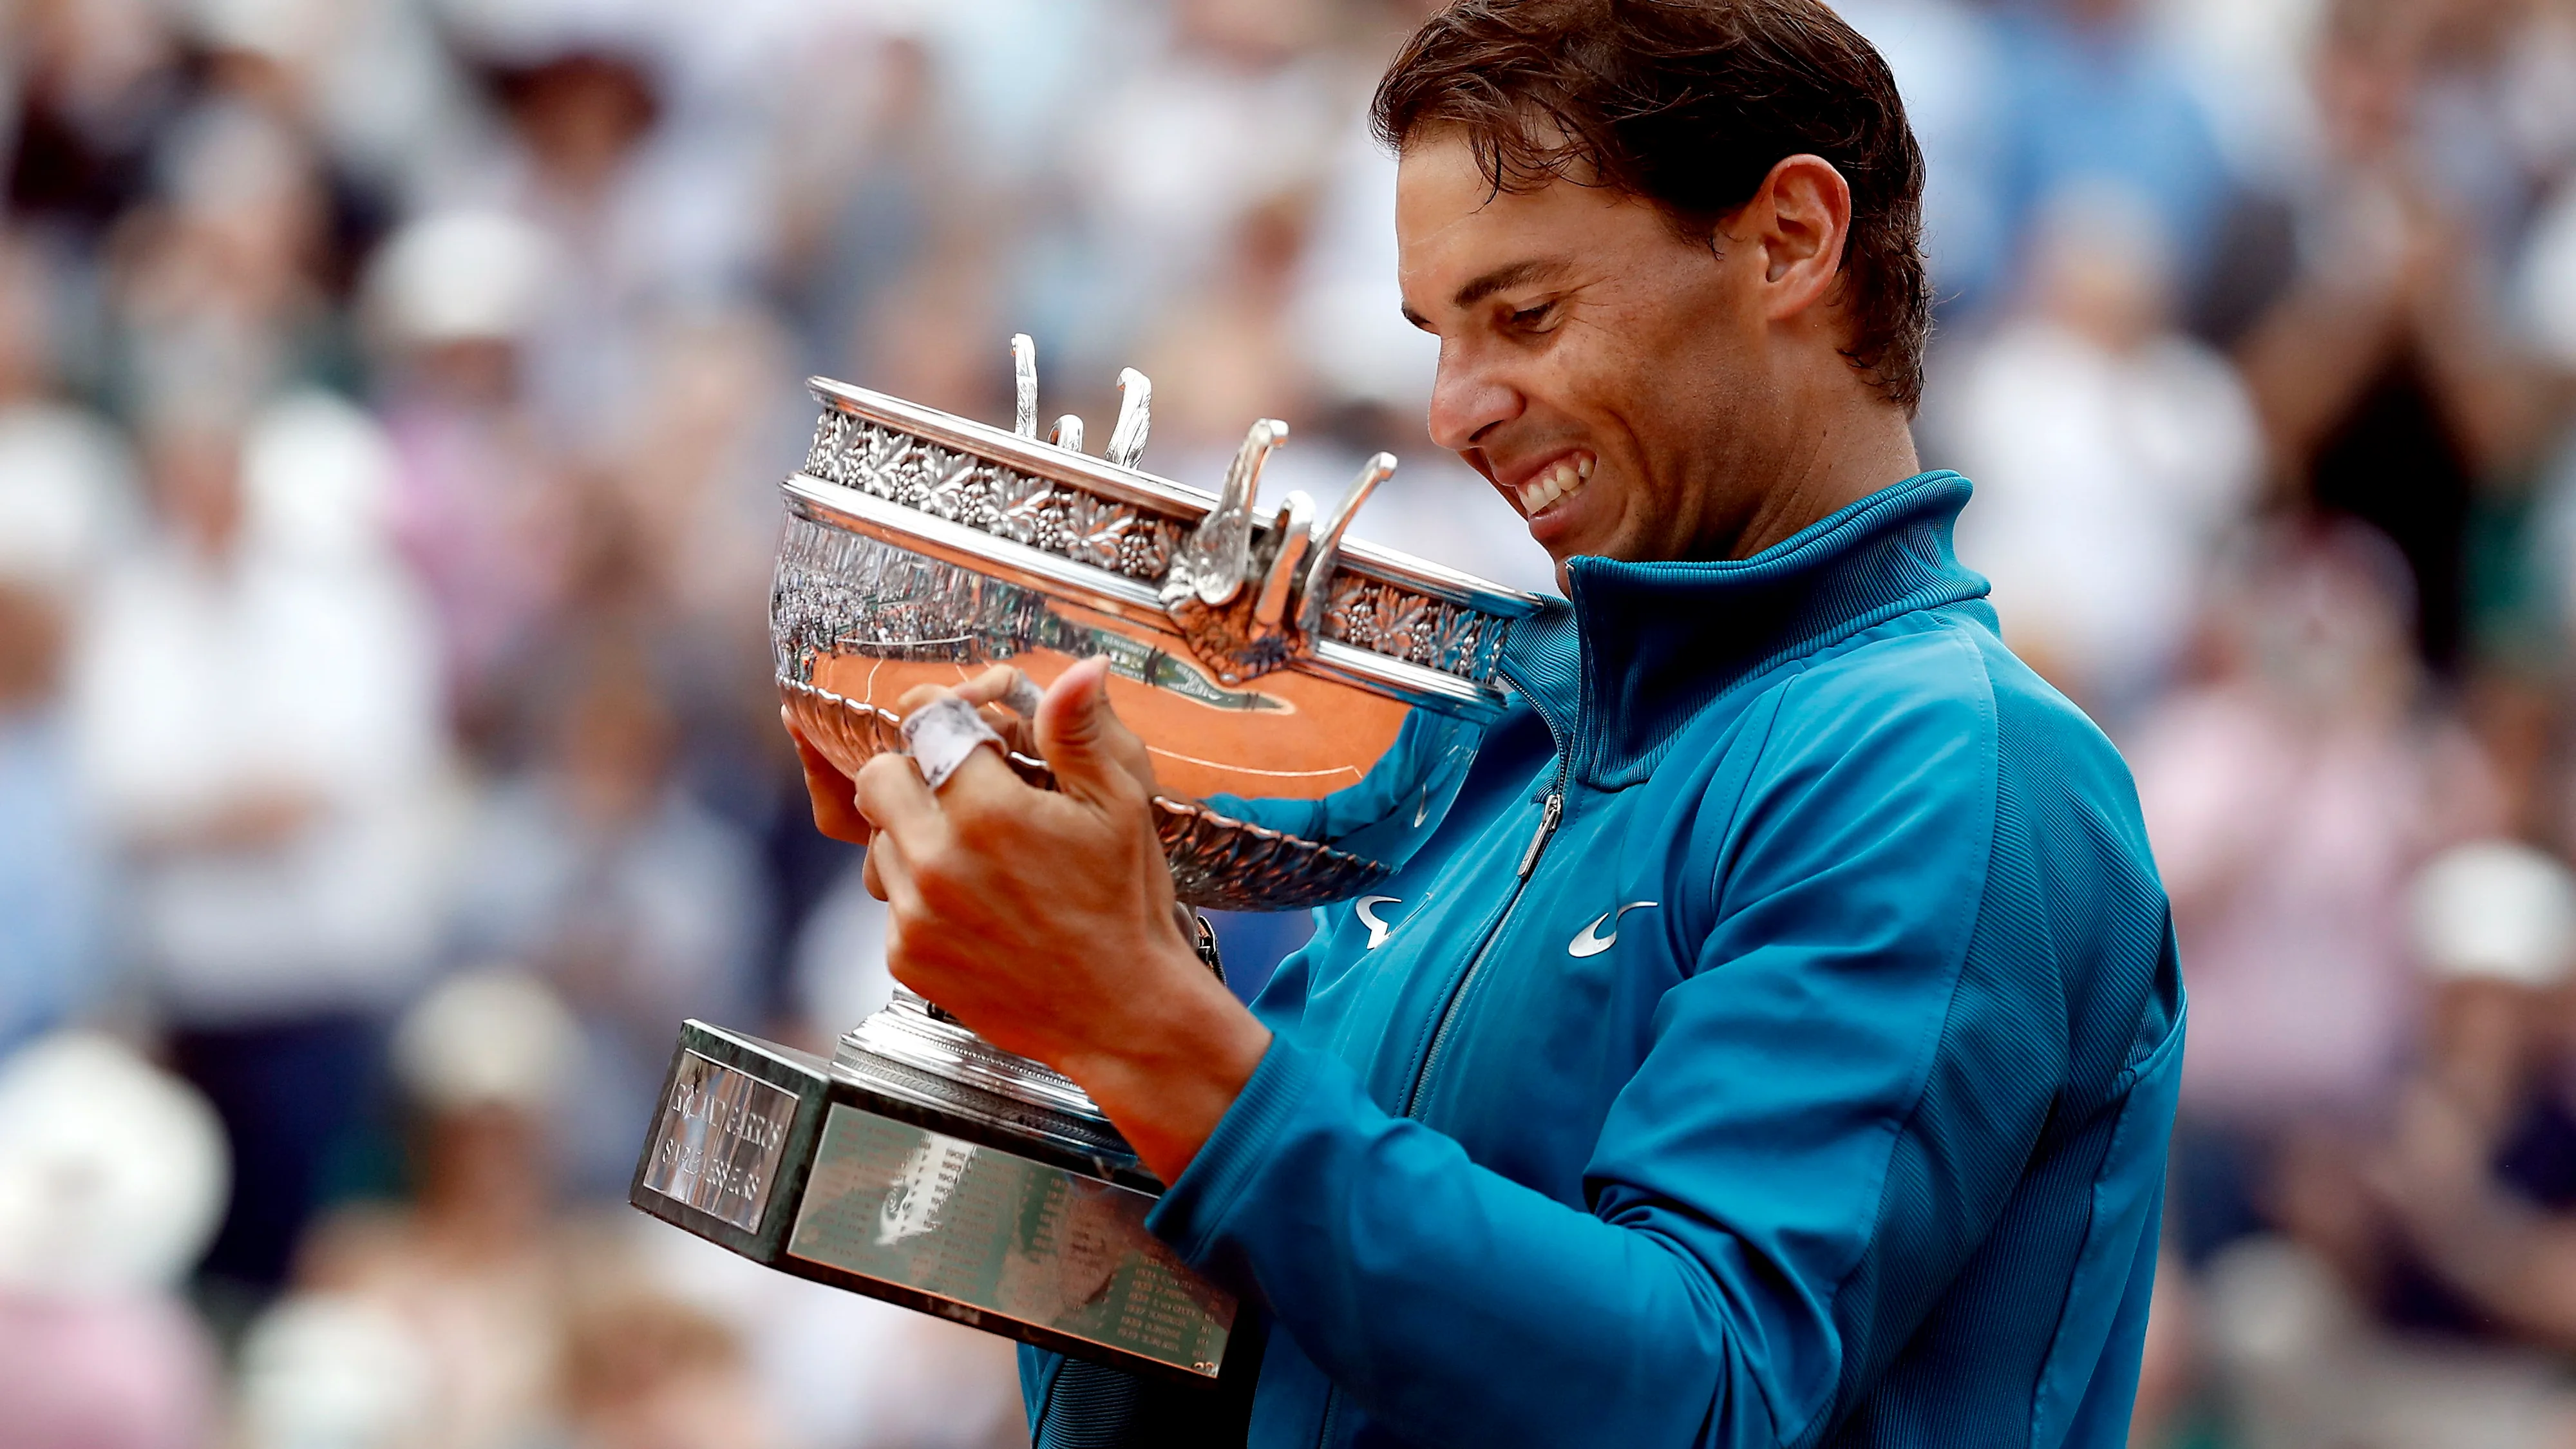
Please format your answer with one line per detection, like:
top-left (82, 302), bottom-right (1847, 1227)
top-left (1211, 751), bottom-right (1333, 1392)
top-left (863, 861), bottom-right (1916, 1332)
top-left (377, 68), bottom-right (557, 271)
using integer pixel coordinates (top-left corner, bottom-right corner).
top-left (1399, 258), bottom-right (1570, 329)
top-left (1452, 258), bottom-right (1568, 310)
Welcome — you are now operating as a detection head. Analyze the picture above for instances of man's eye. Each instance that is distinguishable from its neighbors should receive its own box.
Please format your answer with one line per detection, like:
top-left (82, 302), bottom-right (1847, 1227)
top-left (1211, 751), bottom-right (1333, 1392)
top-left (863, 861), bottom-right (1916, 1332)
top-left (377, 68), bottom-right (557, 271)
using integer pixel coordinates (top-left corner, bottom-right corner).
top-left (1511, 303), bottom-right (1553, 327)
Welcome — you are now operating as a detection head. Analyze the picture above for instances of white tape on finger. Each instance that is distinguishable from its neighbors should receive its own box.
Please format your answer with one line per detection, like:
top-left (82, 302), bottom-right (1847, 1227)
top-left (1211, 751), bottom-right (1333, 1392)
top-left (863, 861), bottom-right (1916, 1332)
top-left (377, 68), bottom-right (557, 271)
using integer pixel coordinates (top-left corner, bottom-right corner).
top-left (1000, 670), bottom-right (1043, 718)
top-left (901, 695), bottom-right (1006, 791)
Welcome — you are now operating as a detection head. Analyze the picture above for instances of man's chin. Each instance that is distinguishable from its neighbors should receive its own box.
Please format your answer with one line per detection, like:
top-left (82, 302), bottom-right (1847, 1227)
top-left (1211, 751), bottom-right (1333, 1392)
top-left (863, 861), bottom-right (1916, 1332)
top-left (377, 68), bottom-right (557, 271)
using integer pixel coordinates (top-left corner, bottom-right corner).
top-left (1530, 516), bottom-right (1612, 576)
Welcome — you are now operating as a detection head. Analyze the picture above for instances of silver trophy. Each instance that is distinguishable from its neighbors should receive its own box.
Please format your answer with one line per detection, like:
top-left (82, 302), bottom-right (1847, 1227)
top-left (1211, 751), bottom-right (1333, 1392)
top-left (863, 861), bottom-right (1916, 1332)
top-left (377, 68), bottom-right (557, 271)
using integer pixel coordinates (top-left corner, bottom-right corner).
top-left (630, 336), bottom-right (1540, 1386)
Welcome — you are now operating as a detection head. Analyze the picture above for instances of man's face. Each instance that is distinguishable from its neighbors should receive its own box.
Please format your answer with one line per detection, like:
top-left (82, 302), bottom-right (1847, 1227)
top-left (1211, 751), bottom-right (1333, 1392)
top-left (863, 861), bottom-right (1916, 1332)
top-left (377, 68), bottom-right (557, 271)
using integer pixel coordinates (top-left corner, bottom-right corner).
top-left (1396, 133), bottom-right (1776, 575)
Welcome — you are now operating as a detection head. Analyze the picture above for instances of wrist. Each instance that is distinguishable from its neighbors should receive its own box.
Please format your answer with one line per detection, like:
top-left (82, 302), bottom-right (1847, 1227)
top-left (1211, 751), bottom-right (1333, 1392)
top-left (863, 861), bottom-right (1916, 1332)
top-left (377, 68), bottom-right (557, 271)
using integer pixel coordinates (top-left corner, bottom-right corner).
top-left (1059, 946), bottom-right (1272, 1185)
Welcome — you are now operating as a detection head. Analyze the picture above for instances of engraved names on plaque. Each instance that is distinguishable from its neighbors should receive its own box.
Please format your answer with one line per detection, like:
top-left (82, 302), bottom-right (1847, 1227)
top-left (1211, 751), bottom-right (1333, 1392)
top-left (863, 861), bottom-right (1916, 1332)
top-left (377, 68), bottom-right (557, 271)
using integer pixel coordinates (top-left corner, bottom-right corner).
top-left (641, 1051), bottom-right (800, 1232)
top-left (786, 1104), bottom-right (1235, 1378)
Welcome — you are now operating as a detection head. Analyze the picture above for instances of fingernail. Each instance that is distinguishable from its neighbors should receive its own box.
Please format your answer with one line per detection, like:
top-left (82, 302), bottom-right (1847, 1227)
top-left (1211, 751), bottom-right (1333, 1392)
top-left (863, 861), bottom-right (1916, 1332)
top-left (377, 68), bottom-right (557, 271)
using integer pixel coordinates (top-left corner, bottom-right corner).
top-left (1002, 670), bottom-right (1042, 717)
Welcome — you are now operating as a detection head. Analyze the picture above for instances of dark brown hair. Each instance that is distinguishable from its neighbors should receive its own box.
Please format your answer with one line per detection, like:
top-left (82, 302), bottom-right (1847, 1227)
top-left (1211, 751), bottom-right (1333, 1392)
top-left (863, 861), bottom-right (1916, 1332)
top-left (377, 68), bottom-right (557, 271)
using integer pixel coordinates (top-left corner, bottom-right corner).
top-left (1372, 0), bottom-right (1932, 412)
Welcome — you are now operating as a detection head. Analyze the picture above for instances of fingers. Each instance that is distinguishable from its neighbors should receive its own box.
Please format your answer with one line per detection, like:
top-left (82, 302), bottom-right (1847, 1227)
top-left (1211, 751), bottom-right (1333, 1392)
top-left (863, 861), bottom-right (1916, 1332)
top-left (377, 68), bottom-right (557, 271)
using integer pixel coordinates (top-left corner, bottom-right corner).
top-left (956, 665), bottom-right (1040, 715)
top-left (862, 830), bottom-right (916, 911)
top-left (1034, 655), bottom-right (1153, 808)
top-left (898, 668), bottom-right (1039, 759)
top-left (853, 750), bottom-right (943, 842)
top-left (783, 708), bottom-right (871, 845)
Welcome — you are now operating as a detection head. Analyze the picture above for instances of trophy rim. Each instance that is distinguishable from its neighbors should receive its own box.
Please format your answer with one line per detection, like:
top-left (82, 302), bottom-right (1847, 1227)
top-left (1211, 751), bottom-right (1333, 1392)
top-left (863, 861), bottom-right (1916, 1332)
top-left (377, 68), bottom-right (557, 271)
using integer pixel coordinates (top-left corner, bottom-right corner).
top-left (806, 375), bottom-right (1551, 623)
top-left (782, 477), bottom-right (1511, 722)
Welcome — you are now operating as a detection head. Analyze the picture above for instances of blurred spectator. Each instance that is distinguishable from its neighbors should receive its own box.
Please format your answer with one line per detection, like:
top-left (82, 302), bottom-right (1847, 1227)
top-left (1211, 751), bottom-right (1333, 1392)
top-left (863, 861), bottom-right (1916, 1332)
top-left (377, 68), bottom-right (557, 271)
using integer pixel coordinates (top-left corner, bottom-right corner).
top-left (2131, 522), bottom-right (2501, 1269)
top-left (2371, 842), bottom-right (2576, 1340)
top-left (106, 99), bottom-right (350, 423)
top-left (234, 1293), bottom-right (435, 1449)
top-left (363, 209), bottom-right (574, 722)
top-left (448, 658), bottom-right (764, 1197)
top-left (772, 26), bottom-right (954, 390)
top-left (609, 306), bottom-right (805, 815)
top-left (0, 236), bottom-right (128, 1051)
top-left (558, 1294), bottom-right (776, 1449)
top-left (1054, 0), bottom-right (1348, 367)
top-left (2175, 843), bottom-right (2576, 1449)
top-left (471, 47), bottom-right (764, 445)
top-left (2235, 0), bottom-right (2571, 670)
top-left (179, 0), bottom-right (487, 220)
top-left (0, 1032), bottom-right (229, 1449)
top-left (68, 392), bottom-right (450, 1293)
top-left (790, 860), bottom-right (896, 1048)
top-left (1987, 0), bottom-right (2237, 314)
top-left (1942, 182), bottom-right (2260, 717)
top-left (4, 0), bottom-right (188, 254)
top-left (278, 970), bottom-right (582, 1449)
top-left (1832, 0), bottom-right (2017, 312)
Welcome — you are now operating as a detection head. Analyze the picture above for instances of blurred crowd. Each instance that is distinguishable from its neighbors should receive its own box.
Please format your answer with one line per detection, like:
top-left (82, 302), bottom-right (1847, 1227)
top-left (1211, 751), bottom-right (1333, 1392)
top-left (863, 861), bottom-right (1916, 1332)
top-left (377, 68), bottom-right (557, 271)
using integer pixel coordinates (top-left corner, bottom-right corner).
top-left (5, 0), bottom-right (2576, 1445)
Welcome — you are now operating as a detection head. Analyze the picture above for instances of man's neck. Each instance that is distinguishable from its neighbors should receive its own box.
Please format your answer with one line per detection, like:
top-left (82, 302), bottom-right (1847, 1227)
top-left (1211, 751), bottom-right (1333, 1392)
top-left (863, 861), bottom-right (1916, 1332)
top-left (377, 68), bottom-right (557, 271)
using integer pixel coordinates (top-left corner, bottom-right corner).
top-left (1723, 396), bottom-right (1922, 562)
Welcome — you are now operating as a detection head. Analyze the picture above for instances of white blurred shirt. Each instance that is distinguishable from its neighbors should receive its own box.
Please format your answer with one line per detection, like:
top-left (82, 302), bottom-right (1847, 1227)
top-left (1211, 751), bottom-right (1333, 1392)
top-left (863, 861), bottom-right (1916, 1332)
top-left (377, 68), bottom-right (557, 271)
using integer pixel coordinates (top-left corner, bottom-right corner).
top-left (1946, 318), bottom-right (2259, 713)
top-left (70, 408), bottom-right (451, 1027)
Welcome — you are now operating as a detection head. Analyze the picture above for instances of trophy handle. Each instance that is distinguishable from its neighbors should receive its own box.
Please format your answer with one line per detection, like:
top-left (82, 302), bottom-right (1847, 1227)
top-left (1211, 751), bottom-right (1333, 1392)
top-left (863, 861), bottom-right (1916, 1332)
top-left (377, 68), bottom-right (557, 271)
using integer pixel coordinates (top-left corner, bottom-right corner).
top-left (1300, 453), bottom-right (1396, 635)
top-left (1161, 443), bottom-right (1397, 685)
top-left (1106, 368), bottom-right (1151, 468)
top-left (1011, 333), bottom-right (1040, 439)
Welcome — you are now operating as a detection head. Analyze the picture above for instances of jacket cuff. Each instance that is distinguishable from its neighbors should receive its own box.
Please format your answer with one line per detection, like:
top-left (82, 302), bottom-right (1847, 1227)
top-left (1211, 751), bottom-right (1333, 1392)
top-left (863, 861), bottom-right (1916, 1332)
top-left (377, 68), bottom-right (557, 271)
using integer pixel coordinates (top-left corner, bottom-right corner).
top-left (1145, 1033), bottom-right (1323, 1265)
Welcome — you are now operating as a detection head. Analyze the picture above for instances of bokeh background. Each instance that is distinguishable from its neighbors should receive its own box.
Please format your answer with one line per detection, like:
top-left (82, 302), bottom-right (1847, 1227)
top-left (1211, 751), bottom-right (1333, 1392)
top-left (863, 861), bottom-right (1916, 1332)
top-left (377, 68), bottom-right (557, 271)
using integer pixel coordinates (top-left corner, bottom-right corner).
top-left (3, 0), bottom-right (2576, 1445)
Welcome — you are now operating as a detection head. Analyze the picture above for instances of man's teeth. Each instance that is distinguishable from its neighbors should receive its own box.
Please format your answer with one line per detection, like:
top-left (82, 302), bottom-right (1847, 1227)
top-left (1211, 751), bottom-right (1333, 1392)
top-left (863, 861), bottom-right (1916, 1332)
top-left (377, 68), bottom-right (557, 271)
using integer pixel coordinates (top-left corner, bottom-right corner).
top-left (1517, 457), bottom-right (1594, 513)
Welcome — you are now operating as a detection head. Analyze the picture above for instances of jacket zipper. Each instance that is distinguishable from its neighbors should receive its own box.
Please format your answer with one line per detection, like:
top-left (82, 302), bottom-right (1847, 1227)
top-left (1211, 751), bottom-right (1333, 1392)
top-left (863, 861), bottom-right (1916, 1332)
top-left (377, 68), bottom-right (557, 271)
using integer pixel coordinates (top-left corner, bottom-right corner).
top-left (1403, 753), bottom-right (1569, 1117)
top-left (1319, 731), bottom-right (1570, 1449)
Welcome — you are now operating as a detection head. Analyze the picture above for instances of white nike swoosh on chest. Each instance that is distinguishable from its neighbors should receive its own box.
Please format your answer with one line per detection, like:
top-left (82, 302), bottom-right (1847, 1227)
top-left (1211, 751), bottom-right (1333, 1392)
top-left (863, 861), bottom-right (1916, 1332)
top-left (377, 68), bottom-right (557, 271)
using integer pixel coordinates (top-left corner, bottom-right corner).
top-left (1569, 901), bottom-right (1660, 958)
top-left (1356, 895), bottom-right (1403, 949)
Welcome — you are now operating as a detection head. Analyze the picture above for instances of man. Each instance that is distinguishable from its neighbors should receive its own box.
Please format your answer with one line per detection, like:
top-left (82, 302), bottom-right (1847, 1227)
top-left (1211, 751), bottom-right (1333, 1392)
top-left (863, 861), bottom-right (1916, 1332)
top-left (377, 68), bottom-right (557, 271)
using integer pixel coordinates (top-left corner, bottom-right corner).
top-left (791, 2), bottom-right (2183, 1444)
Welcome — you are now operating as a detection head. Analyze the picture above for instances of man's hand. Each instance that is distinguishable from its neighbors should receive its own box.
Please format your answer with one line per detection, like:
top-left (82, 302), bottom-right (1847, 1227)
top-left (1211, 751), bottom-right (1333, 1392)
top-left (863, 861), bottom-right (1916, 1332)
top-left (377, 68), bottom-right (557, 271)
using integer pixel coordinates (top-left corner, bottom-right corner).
top-left (788, 715), bottom-right (874, 844)
top-left (785, 665), bottom-right (1061, 846)
top-left (848, 656), bottom-right (1273, 1184)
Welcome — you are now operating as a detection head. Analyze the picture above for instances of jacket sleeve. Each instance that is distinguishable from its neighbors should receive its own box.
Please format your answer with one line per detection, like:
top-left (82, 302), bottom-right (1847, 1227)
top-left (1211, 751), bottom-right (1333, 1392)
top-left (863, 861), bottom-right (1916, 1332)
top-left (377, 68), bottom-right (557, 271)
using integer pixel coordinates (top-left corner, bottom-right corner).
top-left (1144, 659), bottom-right (2065, 1448)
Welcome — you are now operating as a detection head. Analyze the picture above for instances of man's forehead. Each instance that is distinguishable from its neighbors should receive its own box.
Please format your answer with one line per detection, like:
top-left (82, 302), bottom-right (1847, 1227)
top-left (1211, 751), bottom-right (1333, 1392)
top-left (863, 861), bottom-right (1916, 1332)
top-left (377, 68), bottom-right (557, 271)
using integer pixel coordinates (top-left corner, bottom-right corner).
top-left (1396, 140), bottom-right (1589, 310)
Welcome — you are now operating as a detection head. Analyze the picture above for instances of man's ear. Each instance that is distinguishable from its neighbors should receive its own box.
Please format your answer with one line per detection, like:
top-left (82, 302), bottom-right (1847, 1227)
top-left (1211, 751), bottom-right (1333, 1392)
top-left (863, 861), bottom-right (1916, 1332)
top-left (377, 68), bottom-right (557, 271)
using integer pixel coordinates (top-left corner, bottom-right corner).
top-left (1742, 153), bottom-right (1853, 321)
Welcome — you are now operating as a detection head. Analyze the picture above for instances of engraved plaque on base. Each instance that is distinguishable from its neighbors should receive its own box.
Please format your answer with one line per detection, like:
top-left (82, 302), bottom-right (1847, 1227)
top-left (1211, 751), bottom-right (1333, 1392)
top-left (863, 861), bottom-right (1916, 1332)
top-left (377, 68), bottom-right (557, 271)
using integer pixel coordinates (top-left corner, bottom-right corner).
top-left (630, 1019), bottom-right (1236, 1385)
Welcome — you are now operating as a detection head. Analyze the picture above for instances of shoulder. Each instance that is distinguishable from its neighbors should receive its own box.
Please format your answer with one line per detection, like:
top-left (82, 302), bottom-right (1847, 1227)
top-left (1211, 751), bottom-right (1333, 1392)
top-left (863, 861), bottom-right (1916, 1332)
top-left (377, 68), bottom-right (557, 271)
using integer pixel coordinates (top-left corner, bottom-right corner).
top-left (1744, 609), bottom-right (2005, 801)
top-left (1759, 607), bottom-right (2137, 811)
top-left (1719, 607), bottom-right (2154, 895)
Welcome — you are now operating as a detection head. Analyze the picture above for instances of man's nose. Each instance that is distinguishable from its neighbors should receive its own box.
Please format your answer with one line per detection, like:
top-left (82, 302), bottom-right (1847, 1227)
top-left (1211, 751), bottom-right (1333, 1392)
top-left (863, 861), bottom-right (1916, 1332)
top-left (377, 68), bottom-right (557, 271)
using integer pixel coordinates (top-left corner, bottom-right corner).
top-left (1426, 351), bottom-right (1522, 453)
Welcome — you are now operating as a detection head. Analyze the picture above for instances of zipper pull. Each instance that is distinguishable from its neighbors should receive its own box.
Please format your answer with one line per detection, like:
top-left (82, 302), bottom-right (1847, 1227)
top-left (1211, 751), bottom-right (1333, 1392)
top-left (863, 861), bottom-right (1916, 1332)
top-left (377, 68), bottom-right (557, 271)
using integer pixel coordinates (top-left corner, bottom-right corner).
top-left (1517, 791), bottom-right (1563, 879)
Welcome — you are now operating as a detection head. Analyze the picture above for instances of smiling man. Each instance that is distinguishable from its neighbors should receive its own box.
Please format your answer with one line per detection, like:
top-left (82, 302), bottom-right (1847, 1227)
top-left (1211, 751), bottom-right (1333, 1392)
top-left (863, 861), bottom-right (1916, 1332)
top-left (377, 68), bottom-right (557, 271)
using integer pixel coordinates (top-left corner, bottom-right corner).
top-left (792, 2), bottom-right (2184, 1446)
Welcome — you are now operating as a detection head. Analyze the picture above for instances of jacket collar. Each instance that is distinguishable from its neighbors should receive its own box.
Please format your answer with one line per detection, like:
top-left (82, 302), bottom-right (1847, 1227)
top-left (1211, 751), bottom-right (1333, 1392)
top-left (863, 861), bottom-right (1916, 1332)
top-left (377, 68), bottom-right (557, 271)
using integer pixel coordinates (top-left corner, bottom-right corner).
top-left (1496, 471), bottom-right (1992, 789)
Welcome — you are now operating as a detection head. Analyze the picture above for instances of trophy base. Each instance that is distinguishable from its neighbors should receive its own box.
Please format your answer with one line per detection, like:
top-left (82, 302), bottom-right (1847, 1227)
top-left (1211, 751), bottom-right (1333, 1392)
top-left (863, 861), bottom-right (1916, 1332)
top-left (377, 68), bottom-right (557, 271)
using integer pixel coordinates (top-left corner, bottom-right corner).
top-left (629, 1009), bottom-right (1238, 1386)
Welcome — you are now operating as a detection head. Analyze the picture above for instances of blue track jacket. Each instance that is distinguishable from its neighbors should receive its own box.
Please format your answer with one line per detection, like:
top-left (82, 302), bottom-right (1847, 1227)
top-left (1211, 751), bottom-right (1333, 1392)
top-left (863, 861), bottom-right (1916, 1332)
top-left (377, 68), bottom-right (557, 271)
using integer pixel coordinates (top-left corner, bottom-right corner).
top-left (1025, 471), bottom-right (2185, 1448)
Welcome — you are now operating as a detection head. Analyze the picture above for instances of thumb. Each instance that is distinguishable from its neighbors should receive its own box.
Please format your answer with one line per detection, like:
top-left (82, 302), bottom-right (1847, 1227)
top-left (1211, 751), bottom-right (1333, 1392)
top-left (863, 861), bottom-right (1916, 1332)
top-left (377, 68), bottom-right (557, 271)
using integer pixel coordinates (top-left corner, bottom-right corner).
top-left (1034, 655), bottom-right (1153, 808)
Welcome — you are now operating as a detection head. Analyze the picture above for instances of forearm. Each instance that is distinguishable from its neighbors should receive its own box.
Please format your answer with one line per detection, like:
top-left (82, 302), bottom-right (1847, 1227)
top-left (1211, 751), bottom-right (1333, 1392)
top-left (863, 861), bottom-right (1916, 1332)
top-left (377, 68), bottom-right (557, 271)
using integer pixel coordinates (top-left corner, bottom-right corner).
top-left (2398, 1187), bottom-right (2576, 1351)
top-left (1053, 953), bottom-right (1273, 1184)
top-left (1148, 1039), bottom-right (1791, 1449)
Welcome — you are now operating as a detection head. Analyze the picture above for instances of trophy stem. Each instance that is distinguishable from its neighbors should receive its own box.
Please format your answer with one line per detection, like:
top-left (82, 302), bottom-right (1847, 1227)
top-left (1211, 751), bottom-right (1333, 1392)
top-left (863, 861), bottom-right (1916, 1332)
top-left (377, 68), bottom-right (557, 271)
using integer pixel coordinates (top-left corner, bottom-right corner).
top-left (835, 990), bottom-right (1138, 1168)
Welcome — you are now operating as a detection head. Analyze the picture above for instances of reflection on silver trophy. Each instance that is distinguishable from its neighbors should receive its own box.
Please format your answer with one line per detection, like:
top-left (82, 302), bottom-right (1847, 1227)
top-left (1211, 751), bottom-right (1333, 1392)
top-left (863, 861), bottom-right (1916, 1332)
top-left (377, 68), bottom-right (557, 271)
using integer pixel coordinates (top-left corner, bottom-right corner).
top-left (629, 336), bottom-right (1541, 1385)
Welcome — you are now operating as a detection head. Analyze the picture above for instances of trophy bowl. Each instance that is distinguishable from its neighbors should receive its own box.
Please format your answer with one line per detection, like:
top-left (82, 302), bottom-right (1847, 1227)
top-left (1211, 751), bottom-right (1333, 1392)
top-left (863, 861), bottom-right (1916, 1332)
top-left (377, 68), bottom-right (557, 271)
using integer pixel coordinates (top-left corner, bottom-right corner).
top-left (634, 339), bottom-right (1544, 1386)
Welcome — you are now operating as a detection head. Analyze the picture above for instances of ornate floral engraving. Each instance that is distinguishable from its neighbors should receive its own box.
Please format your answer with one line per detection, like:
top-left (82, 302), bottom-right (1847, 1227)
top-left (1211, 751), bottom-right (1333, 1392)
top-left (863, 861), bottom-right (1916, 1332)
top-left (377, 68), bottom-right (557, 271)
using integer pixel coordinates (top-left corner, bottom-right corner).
top-left (1372, 590), bottom-right (1432, 662)
top-left (797, 404), bottom-right (1513, 683)
top-left (990, 468), bottom-right (1059, 549)
top-left (1059, 491), bottom-right (1133, 572)
top-left (1426, 606), bottom-right (1484, 676)
top-left (919, 453), bottom-right (989, 522)
top-left (1311, 574), bottom-right (1510, 678)
top-left (1117, 517), bottom-right (1180, 580)
top-left (1321, 576), bottom-right (1379, 645)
